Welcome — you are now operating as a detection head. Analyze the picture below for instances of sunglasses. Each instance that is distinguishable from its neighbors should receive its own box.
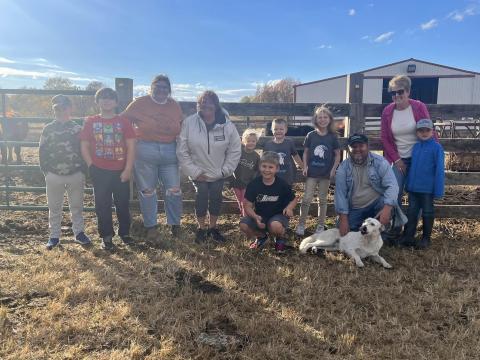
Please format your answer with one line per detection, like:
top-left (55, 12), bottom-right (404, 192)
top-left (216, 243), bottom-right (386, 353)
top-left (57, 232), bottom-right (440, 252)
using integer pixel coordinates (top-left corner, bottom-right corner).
top-left (388, 89), bottom-right (405, 97)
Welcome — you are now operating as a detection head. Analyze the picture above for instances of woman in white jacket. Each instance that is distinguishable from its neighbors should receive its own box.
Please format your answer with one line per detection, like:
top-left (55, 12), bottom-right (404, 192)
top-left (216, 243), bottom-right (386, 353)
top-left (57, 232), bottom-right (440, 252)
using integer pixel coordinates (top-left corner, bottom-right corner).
top-left (177, 91), bottom-right (241, 243)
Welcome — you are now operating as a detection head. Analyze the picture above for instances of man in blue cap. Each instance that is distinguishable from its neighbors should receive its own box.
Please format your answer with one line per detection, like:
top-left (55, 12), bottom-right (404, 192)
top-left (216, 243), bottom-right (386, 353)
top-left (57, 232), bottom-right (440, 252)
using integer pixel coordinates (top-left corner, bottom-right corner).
top-left (334, 133), bottom-right (406, 240)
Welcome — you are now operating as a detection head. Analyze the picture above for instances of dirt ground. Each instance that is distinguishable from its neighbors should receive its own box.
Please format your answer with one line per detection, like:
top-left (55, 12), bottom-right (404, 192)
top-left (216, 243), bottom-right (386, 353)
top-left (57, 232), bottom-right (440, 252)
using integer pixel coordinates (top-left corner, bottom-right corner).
top-left (0, 209), bottom-right (479, 359)
top-left (1, 134), bottom-right (480, 359)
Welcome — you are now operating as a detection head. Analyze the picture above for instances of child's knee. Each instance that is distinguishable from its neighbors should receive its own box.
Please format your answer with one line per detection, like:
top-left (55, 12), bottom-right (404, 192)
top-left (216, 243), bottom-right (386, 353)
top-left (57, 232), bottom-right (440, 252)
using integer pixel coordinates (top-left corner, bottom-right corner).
top-left (166, 186), bottom-right (182, 197)
top-left (139, 188), bottom-right (155, 197)
top-left (240, 222), bottom-right (252, 234)
top-left (268, 221), bottom-right (285, 236)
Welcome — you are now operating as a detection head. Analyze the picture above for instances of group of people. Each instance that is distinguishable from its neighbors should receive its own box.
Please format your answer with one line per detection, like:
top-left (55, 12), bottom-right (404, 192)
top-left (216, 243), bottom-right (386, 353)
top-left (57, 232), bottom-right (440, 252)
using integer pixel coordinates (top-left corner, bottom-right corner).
top-left (39, 74), bottom-right (445, 255)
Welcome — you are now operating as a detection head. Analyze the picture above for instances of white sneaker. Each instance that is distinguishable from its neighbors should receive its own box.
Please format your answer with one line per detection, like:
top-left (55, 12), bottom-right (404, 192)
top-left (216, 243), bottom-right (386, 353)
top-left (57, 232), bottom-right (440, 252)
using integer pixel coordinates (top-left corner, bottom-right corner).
top-left (295, 224), bottom-right (305, 236)
top-left (315, 225), bottom-right (325, 234)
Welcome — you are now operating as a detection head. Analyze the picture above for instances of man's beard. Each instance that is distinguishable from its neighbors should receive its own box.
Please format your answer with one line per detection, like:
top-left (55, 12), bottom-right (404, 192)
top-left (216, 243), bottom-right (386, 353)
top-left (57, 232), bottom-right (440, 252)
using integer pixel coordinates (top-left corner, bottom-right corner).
top-left (351, 153), bottom-right (367, 165)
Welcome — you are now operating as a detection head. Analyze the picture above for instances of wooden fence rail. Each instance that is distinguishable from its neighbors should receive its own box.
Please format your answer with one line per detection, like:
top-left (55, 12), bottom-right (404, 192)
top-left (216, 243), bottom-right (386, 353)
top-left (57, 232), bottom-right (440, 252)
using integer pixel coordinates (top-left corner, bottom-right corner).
top-left (1, 85), bottom-right (479, 219)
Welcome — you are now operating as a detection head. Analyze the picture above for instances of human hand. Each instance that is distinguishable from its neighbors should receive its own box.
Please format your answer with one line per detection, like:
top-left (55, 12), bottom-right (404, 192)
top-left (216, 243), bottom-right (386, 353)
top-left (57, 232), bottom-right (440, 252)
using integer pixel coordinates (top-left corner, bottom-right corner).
top-left (255, 215), bottom-right (266, 229)
top-left (378, 206), bottom-right (392, 226)
top-left (283, 207), bottom-right (294, 218)
top-left (302, 166), bottom-right (308, 177)
top-left (196, 174), bottom-right (208, 182)
top-left (394, 159), bottom-right (407, 175)
top-left (120, 169), bottom-right (132, 182)
top-left (339, 217), bottom-right (350, 237)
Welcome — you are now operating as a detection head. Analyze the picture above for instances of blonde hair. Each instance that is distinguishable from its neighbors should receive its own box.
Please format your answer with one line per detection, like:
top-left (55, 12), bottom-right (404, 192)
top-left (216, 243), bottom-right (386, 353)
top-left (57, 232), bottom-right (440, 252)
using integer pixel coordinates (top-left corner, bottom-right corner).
top-left (388, 75), bottom-right (411, 92)
top-left (242, 129), bottom-right (258, 144)
top-left (313, 105), bottom-right (337, 136)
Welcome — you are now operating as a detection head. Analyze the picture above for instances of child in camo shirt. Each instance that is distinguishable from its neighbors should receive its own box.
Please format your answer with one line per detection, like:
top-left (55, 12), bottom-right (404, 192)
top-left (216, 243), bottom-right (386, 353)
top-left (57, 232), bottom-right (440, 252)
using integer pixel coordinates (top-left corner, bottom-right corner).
top-left (39, 95), bottom-right (91, 250)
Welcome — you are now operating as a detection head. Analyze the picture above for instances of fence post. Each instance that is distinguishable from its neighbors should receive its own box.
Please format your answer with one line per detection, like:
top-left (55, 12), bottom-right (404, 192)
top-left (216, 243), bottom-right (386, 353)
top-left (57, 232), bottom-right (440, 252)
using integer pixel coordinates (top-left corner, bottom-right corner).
top-left (1, 94), bottom-right (9, 207)
top-left (115, 78), bottom-right (133, 113)
top-left (346, 72), bottom-right (365, 136)
top-left (115, 78), bottom-right (135, 201)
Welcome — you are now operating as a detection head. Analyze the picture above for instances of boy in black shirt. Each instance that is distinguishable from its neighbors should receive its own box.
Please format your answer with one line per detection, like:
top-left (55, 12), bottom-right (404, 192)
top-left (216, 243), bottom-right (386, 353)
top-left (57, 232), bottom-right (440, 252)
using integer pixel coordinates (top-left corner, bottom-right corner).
top-left (240, 151), bottom-right (297, 253)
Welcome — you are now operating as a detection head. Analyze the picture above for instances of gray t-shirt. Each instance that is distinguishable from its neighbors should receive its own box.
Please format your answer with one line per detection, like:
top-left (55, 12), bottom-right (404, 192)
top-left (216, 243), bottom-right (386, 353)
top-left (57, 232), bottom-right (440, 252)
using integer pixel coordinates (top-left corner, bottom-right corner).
top-left (263, 138), bottom-right (298, 185)
top-left (351, 162), bottom-right (381, 209)
top-left (303, 131), bottom-right (339, 178)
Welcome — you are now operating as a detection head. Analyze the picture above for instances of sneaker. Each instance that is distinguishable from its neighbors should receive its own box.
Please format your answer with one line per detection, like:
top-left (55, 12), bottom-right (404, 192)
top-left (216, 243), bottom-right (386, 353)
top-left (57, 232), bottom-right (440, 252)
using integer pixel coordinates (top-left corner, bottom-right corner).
top-left (208, 228), bottom-right (226, 243)
top-left (146, 227), bottom-right (160, 242)
top-left (46, 238), bottom-right (59, 250)
top-left (274, 238), bottom-right (287, 254)
top-left (195, 228), bottom-right (207, 244)
top-left (295, 224), bottom-right (305, 236)
top-left (249, 235), bottom-right (268, 250)
top-left (75, 232), bottom-right (91, 245)
top-left (101, 235), bottom-right (114, 250)
top-left (120, 235), bottom-right (134, 245)
top-left (171, 225), bottom-right (181, 238)
top-left (315, 224), bottom-right (326, 234)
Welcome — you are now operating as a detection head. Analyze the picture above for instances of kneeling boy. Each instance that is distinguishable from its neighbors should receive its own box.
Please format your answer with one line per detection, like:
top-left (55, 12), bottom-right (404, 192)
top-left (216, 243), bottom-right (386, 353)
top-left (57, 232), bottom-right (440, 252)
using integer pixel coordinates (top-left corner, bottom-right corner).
top-left (240, 151), bottom-right (297, 253)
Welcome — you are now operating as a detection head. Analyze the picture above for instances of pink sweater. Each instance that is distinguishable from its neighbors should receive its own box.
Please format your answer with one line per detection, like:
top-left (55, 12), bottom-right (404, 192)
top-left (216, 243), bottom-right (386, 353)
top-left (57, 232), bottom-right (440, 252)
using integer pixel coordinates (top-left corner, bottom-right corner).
top-left (380, 99), bottom-right (437, 164)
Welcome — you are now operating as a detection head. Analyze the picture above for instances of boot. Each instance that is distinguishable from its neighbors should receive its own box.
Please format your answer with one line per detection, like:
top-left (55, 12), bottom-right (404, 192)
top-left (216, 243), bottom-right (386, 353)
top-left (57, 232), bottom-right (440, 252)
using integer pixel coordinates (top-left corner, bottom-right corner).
top-left (400, 218), bottom-right (417, 248)
top-left (416, 216), bottom-right (434, 250)
top-left (384, 226), bottom-right (402, 247)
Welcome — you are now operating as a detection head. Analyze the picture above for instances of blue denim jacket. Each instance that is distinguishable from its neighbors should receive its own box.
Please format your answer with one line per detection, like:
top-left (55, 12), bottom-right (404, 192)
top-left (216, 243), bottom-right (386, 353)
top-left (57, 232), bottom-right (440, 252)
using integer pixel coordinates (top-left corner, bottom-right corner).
top-left (334, 152), bottom-right (399, 215)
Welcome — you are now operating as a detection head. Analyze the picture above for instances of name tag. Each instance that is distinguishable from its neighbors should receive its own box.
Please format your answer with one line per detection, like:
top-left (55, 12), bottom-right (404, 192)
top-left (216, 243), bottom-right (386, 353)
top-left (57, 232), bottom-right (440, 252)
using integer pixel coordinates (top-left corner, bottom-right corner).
top-left (214, 135), bottom-right (225, 141)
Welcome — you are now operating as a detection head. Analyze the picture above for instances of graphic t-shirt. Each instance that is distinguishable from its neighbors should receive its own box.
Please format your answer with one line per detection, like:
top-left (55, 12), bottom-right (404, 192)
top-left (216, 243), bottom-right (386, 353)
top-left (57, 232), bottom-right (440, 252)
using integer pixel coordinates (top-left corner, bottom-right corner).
top-left (80, 115), bottom-right (136, 171)
top-left (244, 176), bottom-right (295, 220)
top-left (231, 146), bottom-right (260, 188)
top-left (263, 138), bottom-right (298, 185)
top-left (303, 131), bottom-right (340, 178)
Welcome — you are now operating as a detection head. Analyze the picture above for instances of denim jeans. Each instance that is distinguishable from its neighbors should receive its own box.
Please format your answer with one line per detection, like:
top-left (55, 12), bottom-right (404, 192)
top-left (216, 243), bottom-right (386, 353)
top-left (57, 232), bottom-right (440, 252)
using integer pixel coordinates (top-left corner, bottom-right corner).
top-left (193, 179), bottom-right (224, 217)
top-left (134, 140), bottom-right (182, 228)
top-left (392, 157), bottom-right (411, 207)
top-left (407, 192), bottom-right (434, 219)
top-left (348, 197), bottom-right (385, 231)
top-left (90, 165), bottom-right (130, 238)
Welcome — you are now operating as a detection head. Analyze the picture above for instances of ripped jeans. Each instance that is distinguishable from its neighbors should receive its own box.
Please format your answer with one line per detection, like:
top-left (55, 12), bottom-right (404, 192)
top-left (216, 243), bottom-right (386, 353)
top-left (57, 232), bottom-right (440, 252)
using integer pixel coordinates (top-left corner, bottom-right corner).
top-left (134, 140), bottom-right (182, 228)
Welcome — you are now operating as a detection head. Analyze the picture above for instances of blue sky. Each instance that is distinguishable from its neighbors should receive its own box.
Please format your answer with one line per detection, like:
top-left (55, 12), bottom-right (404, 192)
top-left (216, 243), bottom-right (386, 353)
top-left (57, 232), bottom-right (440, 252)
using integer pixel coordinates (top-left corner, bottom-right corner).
top-left (1, 0), bottom-right (479, 101)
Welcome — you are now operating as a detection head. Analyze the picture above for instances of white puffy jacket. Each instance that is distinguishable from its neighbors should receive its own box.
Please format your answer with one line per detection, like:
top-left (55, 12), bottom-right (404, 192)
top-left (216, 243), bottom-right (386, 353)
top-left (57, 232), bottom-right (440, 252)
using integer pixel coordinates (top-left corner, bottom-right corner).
top-left (176, 112), bottom-right (241, 181)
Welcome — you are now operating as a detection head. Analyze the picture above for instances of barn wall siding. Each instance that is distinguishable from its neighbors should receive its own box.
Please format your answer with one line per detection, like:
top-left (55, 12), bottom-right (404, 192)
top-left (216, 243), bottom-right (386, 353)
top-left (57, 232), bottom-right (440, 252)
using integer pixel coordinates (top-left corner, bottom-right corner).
top-left (362, 79), bottom-right (383, 104)
top-left (363, 60), bottom-right (474, 77)
top-left (438, 77), bottom-right (474, 104)
top-left (295, 76), bottom-right (347, 103)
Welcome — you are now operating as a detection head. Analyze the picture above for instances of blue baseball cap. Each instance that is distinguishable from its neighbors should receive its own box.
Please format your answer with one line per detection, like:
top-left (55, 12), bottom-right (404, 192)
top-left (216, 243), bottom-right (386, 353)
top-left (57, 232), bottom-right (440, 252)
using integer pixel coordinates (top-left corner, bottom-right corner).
top-left (416, 119), bottom-right (433, 129)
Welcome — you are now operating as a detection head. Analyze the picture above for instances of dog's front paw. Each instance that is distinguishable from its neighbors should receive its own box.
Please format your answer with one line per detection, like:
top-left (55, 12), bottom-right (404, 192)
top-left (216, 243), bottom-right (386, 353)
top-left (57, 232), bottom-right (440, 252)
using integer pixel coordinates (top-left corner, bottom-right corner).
top-left (311, 246), bottom-right (318, 254)
top-left (355, 261), bottom-right (365, 268)
top-left (383, 263), bottom-right (393, 269)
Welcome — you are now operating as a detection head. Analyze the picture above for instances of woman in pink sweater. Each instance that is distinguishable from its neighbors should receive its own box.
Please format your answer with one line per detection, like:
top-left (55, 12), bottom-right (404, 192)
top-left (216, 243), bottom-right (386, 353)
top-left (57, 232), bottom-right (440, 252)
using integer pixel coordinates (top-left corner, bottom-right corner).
top-left (380, 75), bottom-right (436, 206)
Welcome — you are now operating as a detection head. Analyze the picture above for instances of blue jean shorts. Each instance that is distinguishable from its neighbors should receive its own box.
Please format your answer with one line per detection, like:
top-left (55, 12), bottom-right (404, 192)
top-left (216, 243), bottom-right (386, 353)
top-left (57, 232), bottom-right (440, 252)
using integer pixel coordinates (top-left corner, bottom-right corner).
top-left (240, 214), bottom-right (289, 231)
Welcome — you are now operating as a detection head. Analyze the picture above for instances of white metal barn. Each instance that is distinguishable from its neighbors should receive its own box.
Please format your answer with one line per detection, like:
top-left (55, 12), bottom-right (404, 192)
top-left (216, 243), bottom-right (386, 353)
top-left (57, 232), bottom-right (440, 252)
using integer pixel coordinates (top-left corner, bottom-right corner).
top-left (294, 58), bottom-right (480, 105)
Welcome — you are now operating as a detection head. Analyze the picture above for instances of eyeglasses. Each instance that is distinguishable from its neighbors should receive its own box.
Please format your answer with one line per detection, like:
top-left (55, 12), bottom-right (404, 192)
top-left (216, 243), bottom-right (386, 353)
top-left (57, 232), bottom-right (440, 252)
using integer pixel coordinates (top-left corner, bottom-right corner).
top-left (388, 89), bottom-right (405, 97)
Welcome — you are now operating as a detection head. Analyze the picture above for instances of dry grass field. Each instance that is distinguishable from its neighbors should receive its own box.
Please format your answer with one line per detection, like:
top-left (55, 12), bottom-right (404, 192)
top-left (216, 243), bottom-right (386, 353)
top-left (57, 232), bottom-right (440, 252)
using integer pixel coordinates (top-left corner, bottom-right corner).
top-left (1, 210), bottom-right (479, 359)
top-left (1, 142), bottom-right (480, 359)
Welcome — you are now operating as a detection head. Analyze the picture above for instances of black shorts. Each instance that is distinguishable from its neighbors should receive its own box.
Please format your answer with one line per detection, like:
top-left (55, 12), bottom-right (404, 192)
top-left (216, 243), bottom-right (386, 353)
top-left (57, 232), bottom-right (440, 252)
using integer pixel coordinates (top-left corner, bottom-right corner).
top-left (240, 214), bottom-right (289, 231)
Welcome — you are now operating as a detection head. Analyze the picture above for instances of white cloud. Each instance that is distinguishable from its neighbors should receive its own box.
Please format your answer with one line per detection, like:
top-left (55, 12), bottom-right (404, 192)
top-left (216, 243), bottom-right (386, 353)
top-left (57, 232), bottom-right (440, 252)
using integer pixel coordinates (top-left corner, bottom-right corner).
top-left (0, 66), bottom-right (98, 84)
top-left (374, 31), bottom-right (394, 43)
top-left (134, 83), bottom-right (256, 102)
top-left (448, 5), bottom-right (479, 22)
top-left (348, 8), bottom-right (356, 16)
top-left (421, 19), bottom-right (438, 30)
top-left (315, 44), bottom-right (332, 49)
top-left (0, 57), bottom-right (15, 64)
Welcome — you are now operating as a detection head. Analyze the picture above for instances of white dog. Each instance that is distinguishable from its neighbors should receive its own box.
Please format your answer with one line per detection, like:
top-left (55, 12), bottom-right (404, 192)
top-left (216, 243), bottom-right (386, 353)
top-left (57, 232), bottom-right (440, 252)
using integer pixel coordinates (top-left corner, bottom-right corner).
top-left (298, 218), bottom-right (392, 268)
